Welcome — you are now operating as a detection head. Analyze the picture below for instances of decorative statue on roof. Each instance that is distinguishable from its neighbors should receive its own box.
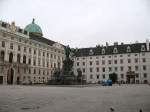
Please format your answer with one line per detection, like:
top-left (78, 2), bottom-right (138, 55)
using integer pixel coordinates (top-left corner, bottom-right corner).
top-left (65, 45), bottom-right (71, 59)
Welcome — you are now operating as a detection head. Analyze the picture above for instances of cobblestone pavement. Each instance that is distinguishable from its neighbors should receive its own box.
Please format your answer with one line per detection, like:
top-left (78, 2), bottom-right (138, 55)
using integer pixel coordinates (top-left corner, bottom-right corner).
top-left (0, 84), bottom-right (150, 112)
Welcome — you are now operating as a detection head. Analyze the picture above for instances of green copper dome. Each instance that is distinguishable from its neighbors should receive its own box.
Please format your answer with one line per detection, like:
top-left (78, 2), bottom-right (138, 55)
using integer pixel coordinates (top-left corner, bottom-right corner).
top-left (25, 19), bottom-right (43, 36)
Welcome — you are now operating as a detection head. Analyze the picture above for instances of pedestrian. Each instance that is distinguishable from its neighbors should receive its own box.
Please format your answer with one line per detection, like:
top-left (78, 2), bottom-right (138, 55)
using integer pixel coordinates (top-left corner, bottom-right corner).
top-left (139, 109), bottom-right (142, 112)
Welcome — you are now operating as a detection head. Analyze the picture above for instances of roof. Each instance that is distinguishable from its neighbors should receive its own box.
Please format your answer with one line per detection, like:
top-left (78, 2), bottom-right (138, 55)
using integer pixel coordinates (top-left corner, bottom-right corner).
top-left (24, 19), bottom-right (43, 35)
top-left (30, 35), bottom-right (55, 46)
top-left (73, 43), bottom-right (149, 57)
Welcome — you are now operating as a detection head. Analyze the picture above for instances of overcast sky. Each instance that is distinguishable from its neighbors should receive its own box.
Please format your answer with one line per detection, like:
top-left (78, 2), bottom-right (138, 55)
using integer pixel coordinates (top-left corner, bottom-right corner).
top-left (0, 0), bottom-right (150, 48)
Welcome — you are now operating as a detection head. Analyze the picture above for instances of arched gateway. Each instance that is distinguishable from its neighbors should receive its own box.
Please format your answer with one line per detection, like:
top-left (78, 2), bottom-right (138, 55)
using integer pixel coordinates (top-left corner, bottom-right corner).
top-left (7, 68), bottom-right (14, 84)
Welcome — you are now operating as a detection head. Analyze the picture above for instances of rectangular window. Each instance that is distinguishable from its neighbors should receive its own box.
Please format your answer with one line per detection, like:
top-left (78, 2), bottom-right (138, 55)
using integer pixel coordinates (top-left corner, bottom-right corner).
top-left (96, 67), bottom-right (99, 72)
top-left (120, 66), bottom-right (124, 71)
top-left (83, 68), bottom-right (85, 73)
top-left (136, 73), bottom-right (139, 78)
top-left (102, 74), bottom-right (105, 79)
top-left (102, 67), bottom-right (105, 72)
top-left (97, 75), bottom-right (99, 79)
top-left (109, 67), bottom-right (112, 72)
top-left (18, 45), bottom-right (21, 51)
top-left (135, 58), bottom-right (138, 63)
top-left (90, 61), bottom-right (92, 66)
top-left (108, 60), bottom-right (111, 64)
top-left (128, 59), bottom-right (131, 63)
top-left (144, 73), bottom-right (147, 78)
top-left (102, 60), bottom-right (105, 65)
top-left (135, 66), bottom-right (138, 71)
top-left (142, 58), bottom-right (146, 63)
top-left (143, 66), bottom-right (147, 71)
top-left (2, 41), bottom-right (5, 47)
top-left (77, 62), bottom-right (79, 66)
top-left (96, 61), bottom-right (99, 65)
top-left (115, 67), bottom-right (118, 72)
top-left (114, 60), bottom-right (117, 64)
top-left (90, 68), bottom-right (93, 72)
top-left (90, 74), bottom-right (93, 79)
top-left (83, 62), bottom-right (85, 66)
top-left (10, 43), bottom-right (13, 49)
top-left (121, 74), bottom-right (124, 78)
top-left (120, 59), bottom-right (123, 64)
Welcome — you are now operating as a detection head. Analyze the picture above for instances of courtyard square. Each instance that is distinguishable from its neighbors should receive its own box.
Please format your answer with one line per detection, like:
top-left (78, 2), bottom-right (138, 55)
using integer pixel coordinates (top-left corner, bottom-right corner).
top-left (0, 85), bottom-right (150, 112)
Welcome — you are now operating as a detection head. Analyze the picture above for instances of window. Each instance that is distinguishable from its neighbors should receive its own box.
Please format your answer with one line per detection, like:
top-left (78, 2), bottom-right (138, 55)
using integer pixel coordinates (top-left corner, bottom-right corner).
top-left (120, 59), bottom-right (123, 64)
top-left (97, 75), bottom-right (99, 79)
top-left (77, 62), bottom-right (79, 66)
top-left (108, 60), bottom-right (111, 64)
top-left (144, 73), bottom-right (147, 78)
top-left (136, 73), bottom-right (139, 78)
top-left (17, 54), bottom-right (21, 63)
top-left (109, 67), bottom-right (112, 72)
top-left (28, 58), bottom-right (31, 65)
top-left (121, 74), bottom-right (124, 78)
top-left (47, 53), bottom-right (49, 57)
top-left (90, 74), bottom-right (93, 79)
top-left (43, 52), bottom-right (45, 56)
top-left (34, 50), bottom-right (36, 55)
top-left (102, 67), bottom-right (105, 72)
top-left (10, 43), bottom-right (13, 49)
top-left (120, 55), bottom-right (123, 57)
top-left (29, 48), bottom-right (31, 53)
top-left (142, 58), bottom-right (146, 63)
top-left (2, 41), bottom-right (5, 47)
top-left (135, 66), bottom-right (138, 71)
top-left (23, 55), bottom-right (26, 64)
top-left (34, 69), bottom-right (36, 74)
top-left (102, 60), bottom-right (105, 65)
top-left (128, 66), bottom-right (132, 71)
top-left (96, 67), bottom-right (99, 72)
top-left (102, 48), bottom-right (105, 54)
top-left (113, 47), bottom-right (118, 53)
top-left (83, 68), bottom-right (85, 73)
top-left (120, 66), bottom-right (124, 71)
top-left (143, 66), bottom-right (146, 71)
top-left (114, 67), bottom-right (118, 72)
top-left (90, 61), bottom-right (92, 66)
top-left (141, 45), bottom-right (145, 51)
top-left (33, 59), bottom-right (36, 66)
top-left (114, 60), bottom-right (117, 64)
top-left (24, 47), bottom-right (26, 52)
top-left (102, 74), bottom-right (105, 79)
top-left (82, 62), bottom-right (85, 66)
top-left (96, 61), bottom-right (99, 65)
top-left (18, 45), bottom-right (21, 51)
top-left (128, 59), bottom-right (131, 63)
top-left (135, 58), bottom-right (138, 63)
top-left (90, 68), bottom-right (93, 72)
top-left (127, 46), bottom-right (131, 52)
top-left (128, 54), bottom-right (130, 57)
top-left (0, 51), bottom-right (5, 62)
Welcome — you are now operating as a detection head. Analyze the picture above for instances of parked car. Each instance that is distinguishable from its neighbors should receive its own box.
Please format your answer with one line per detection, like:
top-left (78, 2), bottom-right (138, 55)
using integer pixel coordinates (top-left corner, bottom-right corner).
top-left (102, 80), bottom-right (112, 86)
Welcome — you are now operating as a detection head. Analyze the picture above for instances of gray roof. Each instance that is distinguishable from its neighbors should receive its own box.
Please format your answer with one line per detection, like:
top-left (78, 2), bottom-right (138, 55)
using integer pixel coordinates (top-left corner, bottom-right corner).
top-left (73, 43), bottom-right (149, 57)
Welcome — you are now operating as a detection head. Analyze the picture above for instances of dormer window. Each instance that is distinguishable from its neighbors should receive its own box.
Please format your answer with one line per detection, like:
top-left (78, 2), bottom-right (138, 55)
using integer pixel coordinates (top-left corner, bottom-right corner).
top-left (89, 49), bottom-right (94, 55)
top-left (113, 47), bottom-right (118, 54)
top-left (102, 48), bottom-right (105, 54)
top-left (141, 45), bottom-right (145, 51)
top-left (127, 46), bottom-right (131, 53)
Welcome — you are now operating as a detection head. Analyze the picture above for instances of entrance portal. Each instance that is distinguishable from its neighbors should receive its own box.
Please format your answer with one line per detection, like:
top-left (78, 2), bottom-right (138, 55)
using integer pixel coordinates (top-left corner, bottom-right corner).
top-left (7, 68), bottom-right (14, 84)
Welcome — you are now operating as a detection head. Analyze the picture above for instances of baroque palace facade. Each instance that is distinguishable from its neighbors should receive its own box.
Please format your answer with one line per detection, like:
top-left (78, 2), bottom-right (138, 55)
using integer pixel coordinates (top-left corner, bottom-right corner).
top-left (0, 19), bottom-right (150, 85)
top-left (0, 19), bottom-right (65, 84)
top-left (73, 41), bottom-right (150, 84)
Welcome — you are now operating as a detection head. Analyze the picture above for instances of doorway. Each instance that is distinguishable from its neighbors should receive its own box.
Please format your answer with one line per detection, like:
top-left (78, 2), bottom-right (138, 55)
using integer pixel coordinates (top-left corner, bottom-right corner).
top-left (7, 68), bottom-right (14, 84)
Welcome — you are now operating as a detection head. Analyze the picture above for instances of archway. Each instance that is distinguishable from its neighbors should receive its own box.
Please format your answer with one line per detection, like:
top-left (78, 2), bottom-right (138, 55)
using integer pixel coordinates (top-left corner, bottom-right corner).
top-left (7, 68), bottom-right (14, 84)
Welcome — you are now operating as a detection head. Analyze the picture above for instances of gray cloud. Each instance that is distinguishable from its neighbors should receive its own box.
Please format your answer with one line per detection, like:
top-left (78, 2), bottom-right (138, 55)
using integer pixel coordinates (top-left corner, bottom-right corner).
top-left (0, 0), bottom-right (150, 48)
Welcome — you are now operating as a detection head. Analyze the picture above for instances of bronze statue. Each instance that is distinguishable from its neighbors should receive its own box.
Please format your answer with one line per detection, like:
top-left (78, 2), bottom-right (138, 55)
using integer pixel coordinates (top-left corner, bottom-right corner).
top-left (65, 45), bottom-right (71, 59)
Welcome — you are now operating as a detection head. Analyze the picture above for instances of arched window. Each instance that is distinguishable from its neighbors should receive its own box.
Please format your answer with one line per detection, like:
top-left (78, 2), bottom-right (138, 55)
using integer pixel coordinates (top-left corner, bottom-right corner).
top-left (9, 52), bottom-right (13, 63)
top-left (0, 51), bottom-right (5, 62)
top-left (17, 54), bottom-right (21, 63)
top-left (113, 47), bottom-right (118, 53)
top-left (141, 45), bottom-right (145, 51)
top-left (127, 46), bottom-right (131, 52)
top-left (28, 58), bottom-right (31, 65)
top-left (102, 48), bottom-right (105, 54)
top-left (23, 55), bottom-right (26, 64)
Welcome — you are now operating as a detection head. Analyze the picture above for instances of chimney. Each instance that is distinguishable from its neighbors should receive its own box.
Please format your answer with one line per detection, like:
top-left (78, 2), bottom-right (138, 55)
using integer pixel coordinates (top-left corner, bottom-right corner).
top-left (106, 42), bottom-right (109, 48)
top-left (114, 42), bottom-right (118, 46)
top-left (146, 39), bottom-right (149, 51)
